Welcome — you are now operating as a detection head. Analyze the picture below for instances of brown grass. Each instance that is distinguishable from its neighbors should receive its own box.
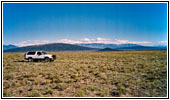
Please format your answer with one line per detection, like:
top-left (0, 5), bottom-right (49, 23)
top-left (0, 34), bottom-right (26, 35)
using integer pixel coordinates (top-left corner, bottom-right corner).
top-left (3, 50), bottom-right (167, 97)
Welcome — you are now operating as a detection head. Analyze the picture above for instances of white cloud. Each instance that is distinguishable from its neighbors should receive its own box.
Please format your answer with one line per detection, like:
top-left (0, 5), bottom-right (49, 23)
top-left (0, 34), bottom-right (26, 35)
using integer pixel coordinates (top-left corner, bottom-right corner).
top-left (12, 38), bottom-right (153, 47)
top-left (13, 40), bottom-right (51, 47)
top-left (55, 39), bottom-right (82, 44)
top-left (158, 41), bottom-right (167, 45)
top-left (56, 38), bottom-right (113, 44)
top-left (22, 41), bottom-right (27, 44)
top-left (57, 38), bottom-right (152, 45)
top-left (159, 41), bottom-right (167, 44)
top-left (113, 39), bottom-right (152, 45)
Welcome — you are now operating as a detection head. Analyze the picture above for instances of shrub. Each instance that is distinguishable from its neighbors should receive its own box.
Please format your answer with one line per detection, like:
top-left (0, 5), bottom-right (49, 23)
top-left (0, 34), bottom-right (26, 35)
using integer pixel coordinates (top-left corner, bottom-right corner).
top-left (28, 87), bottom-right (33, 91)
top-left (3, 90), bottom-right (11, 97)
top-left (110, 90), bottom-right (120, 96)
top-left (75, 90), bottom-right (85, 97)
top-left (87, 86), bottom-right (96, 91)
top-left (4, 74), bottom-right (13, 80)
top-left (44, 89), bottom-right (54, 95)
top-left (54, 83), bottom-right (68, 91)
top-left (27, 91), bottom-right (41, 97)
top-left (3, 82), bottom-right (10, 89)
top-left (11, 81), bottom-right (20, 87)
top-left (96, 92), bottom-right (105, 97)
top-left (118, 86), bottom-right (127, 95)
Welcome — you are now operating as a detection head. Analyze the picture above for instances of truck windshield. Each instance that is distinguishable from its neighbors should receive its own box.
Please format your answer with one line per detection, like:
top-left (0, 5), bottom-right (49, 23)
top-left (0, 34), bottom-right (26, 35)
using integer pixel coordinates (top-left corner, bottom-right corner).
top-left (42, 52), bottom-right (48, 54)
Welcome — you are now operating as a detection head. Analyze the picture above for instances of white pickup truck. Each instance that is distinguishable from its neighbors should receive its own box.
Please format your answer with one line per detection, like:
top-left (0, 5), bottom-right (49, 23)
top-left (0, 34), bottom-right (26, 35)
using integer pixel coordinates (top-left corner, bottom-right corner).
top-left (24, 51), bottom-right (56, 62)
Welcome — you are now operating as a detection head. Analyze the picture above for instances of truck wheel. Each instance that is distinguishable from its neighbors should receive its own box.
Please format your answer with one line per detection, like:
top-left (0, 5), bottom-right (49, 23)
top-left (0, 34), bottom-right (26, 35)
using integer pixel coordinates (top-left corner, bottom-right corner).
top-left (45, 57), bottom-right (50, 62)
top-left (28, 58), bottom-right (33, 62)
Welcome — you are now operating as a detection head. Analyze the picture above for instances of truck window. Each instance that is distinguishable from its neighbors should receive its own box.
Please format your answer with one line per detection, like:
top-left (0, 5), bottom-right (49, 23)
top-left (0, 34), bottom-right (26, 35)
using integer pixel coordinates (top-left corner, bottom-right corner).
top-left (37, 52), bottom-right (42, 55)
top-left (27, 52), bottom-right (36, 55)
top-left (42, 51), bottom-right (47, 54)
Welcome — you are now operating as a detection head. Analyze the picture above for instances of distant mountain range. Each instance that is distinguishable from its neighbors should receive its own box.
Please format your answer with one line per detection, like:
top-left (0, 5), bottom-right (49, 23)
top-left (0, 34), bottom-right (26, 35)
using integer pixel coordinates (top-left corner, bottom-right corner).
top-left (116, 46), bottom-right (167, 51)
top-left (3, 43), bottom-right (167, 53)
top-left (78, 43), bottom-right (141, 49)
top-left (3, 43), bottom-right (97, 52)
top-left (98, 48), bottom-right (119, 52)
top-left (78, 43), bottom-right (167, 50)
top-left (3, 44), bottom-right (18, 50)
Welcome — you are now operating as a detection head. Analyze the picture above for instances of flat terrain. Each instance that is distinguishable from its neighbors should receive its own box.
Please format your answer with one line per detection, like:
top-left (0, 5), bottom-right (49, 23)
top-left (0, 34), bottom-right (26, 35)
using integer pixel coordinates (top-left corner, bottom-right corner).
top-left (3, 50), bottom-right (167, 97)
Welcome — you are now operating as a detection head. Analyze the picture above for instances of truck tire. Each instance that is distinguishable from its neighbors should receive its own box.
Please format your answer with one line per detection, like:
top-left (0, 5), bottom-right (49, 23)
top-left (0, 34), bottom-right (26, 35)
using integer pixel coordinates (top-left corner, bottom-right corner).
top-left (28, 58), bottom-right (33, 62)
top-left (45, 57), bottom-right (50, 62)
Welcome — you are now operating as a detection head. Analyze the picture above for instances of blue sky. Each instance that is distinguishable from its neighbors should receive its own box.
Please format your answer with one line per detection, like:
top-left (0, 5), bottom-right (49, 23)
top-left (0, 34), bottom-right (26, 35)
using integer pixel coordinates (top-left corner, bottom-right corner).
top-left (3, 3), bottom-right (167, 46)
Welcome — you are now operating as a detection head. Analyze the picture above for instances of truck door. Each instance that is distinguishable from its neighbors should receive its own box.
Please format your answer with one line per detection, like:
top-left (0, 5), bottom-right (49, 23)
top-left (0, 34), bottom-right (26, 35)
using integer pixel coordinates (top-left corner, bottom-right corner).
top-left (36, 52), bottom-right (44, 59)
